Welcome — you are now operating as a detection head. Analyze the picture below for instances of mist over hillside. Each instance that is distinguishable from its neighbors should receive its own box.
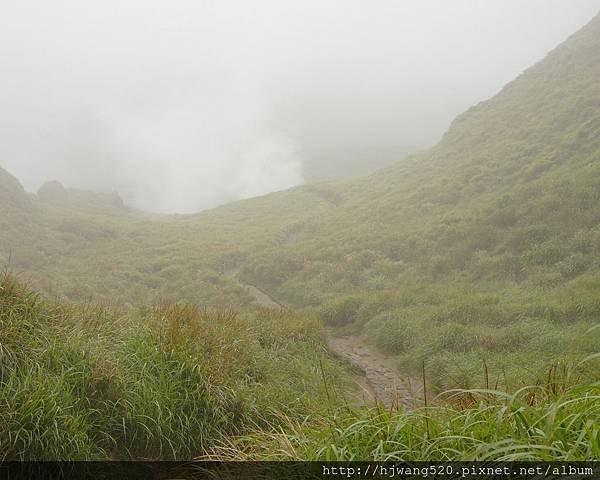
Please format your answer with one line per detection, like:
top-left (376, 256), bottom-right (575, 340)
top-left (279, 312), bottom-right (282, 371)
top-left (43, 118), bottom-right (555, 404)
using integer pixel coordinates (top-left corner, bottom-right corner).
top-left (1, 0), bottom-right (598, 212)
top-left (2, 9), bottom-right (599, 304)
top-left (1, 5), bottom-right (599, 466)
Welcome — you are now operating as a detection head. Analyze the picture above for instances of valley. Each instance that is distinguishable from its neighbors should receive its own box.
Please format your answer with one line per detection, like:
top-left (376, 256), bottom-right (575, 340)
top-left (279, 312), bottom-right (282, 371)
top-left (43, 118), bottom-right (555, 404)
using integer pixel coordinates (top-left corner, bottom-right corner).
top-left (1, 10), bottom-right (599, 462)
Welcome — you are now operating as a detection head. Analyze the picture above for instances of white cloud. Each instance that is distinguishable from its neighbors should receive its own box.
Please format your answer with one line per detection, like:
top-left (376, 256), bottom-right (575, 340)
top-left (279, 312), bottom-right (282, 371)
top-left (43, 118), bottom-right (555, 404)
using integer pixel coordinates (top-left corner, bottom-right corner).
top-left (0, 0), bottom-right (597, 212)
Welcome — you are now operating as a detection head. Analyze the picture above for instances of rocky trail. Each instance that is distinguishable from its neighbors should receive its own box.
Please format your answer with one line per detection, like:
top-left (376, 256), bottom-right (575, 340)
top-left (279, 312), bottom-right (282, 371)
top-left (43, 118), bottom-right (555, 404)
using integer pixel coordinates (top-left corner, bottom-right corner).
top-left (224, 266), bottom-right (285, 309)
top-left (326, 333), bottom-right (416, 408)
top-left (225, 267), bottom-right (415, 408)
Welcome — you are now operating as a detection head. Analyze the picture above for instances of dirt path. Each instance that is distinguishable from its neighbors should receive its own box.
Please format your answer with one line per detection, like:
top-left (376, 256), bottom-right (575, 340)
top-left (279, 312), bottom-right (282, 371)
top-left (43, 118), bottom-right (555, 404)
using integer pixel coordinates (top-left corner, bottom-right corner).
top-left (243, 284), bottom-right (282, 309)
top-left (326, 333), bottom-right (415, 408)
top-left (225, 266), bottom-right (284, 309)
top-left (225, 267), bottom-right (414, 408)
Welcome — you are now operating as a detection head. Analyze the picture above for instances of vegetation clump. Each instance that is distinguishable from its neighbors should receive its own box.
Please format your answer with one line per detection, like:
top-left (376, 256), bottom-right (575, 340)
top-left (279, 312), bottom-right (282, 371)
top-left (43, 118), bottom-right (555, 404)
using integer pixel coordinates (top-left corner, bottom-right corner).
top-left (0, 274), bottom-right (342, 460)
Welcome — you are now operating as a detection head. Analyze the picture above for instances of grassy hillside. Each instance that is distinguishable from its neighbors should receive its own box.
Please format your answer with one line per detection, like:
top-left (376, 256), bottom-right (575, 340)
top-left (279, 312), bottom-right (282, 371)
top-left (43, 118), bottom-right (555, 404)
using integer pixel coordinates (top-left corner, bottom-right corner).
top-left (238, 10), bottom-right (600, 305)
top-left (0, 273), bottom-right (347, 460)
top-left (5, 11), bottom-right (594, 312)
top-left (2, 13), bottom-right (600, 386)
top-left (0, 12), bottom-right (599, 460)
top-left (1, 169), bottom-right (345, 307)
top-left (2, 7), bottom-right (599, 306)
top-left (1, 274), bottom-right (598, 461)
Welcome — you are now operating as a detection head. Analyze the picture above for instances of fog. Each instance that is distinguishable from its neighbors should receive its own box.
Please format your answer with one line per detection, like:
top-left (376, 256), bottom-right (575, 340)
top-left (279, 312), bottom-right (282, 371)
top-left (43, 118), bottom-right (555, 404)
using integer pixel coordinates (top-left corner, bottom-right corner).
top-left (1, 1), bottom-right (598, 213)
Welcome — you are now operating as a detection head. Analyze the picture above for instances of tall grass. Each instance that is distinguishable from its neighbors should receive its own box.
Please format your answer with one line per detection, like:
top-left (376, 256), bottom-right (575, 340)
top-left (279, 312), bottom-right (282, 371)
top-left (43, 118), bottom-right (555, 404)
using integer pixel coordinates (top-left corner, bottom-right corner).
top-left (0, 273), bottom-right (342, 460)
top-left (1, 273), bottom-right (598, 460)
top-left (221, 352), bottom-right (599, 461)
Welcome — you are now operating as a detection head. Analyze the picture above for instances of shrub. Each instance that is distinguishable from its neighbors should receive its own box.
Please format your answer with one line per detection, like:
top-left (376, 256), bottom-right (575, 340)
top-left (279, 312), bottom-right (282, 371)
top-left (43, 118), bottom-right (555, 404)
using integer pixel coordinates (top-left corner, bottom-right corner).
top-left (365, 311), bottom-right (418, 355)
top-left (432, 323), bottom-right (477, 353)
top-left (319, 296), bottom-right (363, 327)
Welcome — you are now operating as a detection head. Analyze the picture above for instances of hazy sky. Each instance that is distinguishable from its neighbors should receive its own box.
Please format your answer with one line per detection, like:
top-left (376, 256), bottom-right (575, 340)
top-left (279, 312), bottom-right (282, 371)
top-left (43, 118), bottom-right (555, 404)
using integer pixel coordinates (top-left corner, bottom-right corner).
top-left (1, 1), bottom-right (598, 213)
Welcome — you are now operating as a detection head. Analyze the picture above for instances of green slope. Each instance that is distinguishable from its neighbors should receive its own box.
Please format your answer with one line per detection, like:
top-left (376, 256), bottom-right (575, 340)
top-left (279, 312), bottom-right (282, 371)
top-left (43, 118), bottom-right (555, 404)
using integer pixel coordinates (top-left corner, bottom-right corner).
top-left (1, 12), bottom-right (599, 390)
top-left (0, 273), bottom-right (345, 460)
top-left (237, 11), bottom-right (600, 305)
top-left (2, 272), bottom-right (597, 461)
